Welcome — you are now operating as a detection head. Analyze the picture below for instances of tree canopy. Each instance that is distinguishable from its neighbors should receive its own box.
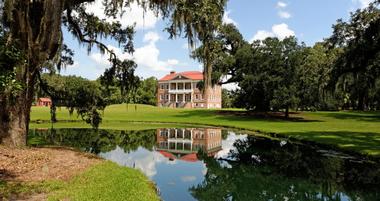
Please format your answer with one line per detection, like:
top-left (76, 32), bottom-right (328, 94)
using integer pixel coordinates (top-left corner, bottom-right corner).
top-left (198, 1), bottom-right (380, 115)
top-left (327, 1), bottom-right (380, 110)
top-left (0, 0), bottom-right (228, 146)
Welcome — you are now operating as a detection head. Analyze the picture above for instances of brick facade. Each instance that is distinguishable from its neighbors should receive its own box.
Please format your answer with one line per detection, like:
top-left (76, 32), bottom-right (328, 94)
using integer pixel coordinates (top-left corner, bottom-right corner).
top-left (156, 128), bottom-right (222, 161)
top-left (36, 97), bottom-right (52, 107)
top-left (157, 71), bottom-right (222, 109)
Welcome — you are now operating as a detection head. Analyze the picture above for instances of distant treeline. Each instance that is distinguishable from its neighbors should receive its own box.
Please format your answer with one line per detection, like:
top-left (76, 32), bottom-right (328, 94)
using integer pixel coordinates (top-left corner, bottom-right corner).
top-left (209, 3), bottom-right (379, 115)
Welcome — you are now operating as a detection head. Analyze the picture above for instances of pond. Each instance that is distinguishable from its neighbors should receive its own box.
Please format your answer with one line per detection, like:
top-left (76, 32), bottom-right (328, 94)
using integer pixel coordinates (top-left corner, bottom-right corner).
top-left (28, 127), bottom-right (380, 201)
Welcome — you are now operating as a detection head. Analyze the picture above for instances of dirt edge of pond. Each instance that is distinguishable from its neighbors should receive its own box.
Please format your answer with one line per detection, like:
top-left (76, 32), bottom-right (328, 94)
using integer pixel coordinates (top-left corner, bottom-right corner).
top-left (0, 146), bottom-right (102, 200)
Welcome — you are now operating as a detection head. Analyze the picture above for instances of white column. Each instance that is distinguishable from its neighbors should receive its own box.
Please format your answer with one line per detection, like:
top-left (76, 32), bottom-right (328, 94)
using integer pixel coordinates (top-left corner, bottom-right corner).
top-left (175, 94), bottom-right (178, 102)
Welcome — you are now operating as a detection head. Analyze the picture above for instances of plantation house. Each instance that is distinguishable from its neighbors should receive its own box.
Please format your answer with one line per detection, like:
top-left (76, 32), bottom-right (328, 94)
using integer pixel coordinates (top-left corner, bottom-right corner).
top-left (157, 71), bottom-right (222, 109)
top-left (156, 128), bottom-right (222, 162)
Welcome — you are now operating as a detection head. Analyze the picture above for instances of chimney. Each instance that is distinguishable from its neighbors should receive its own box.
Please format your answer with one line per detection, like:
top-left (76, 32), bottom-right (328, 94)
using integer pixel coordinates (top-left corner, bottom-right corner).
top-left (170, 71), bottom-right (176, 75)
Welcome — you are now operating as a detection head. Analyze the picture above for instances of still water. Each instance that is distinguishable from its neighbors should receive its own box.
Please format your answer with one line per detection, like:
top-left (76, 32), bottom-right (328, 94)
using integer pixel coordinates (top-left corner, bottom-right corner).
top-left (29, 128), bottom-right (380, 201)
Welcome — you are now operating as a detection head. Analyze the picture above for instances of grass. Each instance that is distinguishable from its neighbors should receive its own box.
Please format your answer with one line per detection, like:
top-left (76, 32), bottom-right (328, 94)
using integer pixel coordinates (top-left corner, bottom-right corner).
top-left (30, 104), bottom-right (380, 156)
top-left (48, 161), bottom-right (159, 201)
top-left (0, 180), bottom-right (62, 200)
top-left (1, 161), bottom-right (159, 201)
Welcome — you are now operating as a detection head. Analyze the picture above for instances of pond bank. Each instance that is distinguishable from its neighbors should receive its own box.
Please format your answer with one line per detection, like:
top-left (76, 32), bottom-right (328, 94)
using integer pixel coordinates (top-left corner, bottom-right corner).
top-left (30, 119), bottom-right (380, 160)
top-left (30, 104), bottom-right (380, 157)
top-left (0, 146), bottom-right (159, 201)
top-left (27, 127), bottom-right (380, 201)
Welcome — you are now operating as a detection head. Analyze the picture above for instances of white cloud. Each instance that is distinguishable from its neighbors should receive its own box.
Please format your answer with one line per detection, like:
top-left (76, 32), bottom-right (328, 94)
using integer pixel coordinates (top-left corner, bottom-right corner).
top-left (143, 32), bottom-right (160, 44)
top-left (85, 0), bottom-right (159, 30)
top-left (182, 43), bottom-right (189, 50)
top-left (99, 146), bottom-right (177, 177)
top-left (277, 1), bottom-right (287, 8)
top-left (90, 45), bottom-right (132, 66)
top-left (180, 176), bottom-right (197, 182)
top-left (215, 132), bottom-right (247, 160)
top-left (272, 23), bottom-right (295, 39)
top-left (221, 75), bottom-right (239, 90)
top-left (250, 23), bottom-right (295, 42)
top-left (89, 31), bottom-right (178, 74)
top-left (353, 0), bottom-right (372, 8)
top-left (278, 11), bottom-right (291, 19)
top-left (198, 64), bottom-right (203, 71)
top-left (223, 10), bottom-right (238, 26)
top-left (134, 32), bottom-right (175, 72)
top-left (222, 83), bottom-right (239, 91)
top-left (167, 59), bottom-right (179, 65)
top-left (66, 61), bottom-right (80, 69)
top-left (251, 30), bottom-right (275, 41)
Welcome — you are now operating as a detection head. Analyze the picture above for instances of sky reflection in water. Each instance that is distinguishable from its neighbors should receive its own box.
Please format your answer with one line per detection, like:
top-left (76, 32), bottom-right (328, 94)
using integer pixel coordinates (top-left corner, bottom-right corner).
top-left (29, 128), bottom-right (380, 201)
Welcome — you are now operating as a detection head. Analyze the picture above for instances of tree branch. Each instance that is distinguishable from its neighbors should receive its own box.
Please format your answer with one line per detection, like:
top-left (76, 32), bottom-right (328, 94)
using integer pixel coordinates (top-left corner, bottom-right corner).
top-left (66, 8), bottom-right (118, 62)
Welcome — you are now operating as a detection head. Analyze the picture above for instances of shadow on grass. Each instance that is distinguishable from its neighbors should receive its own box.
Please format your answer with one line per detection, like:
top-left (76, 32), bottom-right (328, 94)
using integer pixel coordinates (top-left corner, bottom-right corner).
top-left (318, 111), bottom-right (380, 122)
top-left (174, 109), bottom-right (323, 122)
top-left (282, 131), bottom-right (380, 157)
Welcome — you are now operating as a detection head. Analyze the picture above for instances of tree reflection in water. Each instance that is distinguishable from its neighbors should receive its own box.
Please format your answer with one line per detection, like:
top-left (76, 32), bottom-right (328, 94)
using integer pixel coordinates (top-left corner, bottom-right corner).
top-left (28, 128), bottom-right (380, 201)
top-left (28, 128), bottom-right (156, 154)
top-left (192, 136), bottom-right (380, 201)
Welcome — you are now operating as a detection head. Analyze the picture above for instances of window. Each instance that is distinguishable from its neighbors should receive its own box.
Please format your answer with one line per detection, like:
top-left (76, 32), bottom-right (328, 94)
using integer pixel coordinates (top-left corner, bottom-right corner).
top-left (185, 83), bottom-right (191, 89)
top-left (160, 84), bottom-right (165, 89)
top-left (170, 83), bottom-right (176, 90)
top-left (160, 94), bottom-right (164, 100)
top-left (178, 83), bottom-right (184, 90)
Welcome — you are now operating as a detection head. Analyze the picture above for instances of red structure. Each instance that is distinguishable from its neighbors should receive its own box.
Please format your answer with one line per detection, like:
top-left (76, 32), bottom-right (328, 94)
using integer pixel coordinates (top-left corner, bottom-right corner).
top-left (36, 97), bottom-right (52, 107)
top-left (156, 128), bottom-right (222, 163)
top-left (157, 71), bottom-right (222, 109)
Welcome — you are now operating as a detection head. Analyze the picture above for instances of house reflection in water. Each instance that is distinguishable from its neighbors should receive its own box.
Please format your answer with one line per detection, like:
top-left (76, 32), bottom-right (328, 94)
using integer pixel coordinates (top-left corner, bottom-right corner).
top-left (156, 128), bottom-right (222, 162)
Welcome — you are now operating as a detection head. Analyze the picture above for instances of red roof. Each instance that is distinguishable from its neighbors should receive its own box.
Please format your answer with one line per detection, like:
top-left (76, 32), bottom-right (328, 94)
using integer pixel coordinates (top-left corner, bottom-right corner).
top-left (158, 151), bottom-right (199, 162)
top-left (38, 98), bottom-right (51, 102)
top-left (158, 151), bottom-right (176, 160)
top-left (159, 71), bottom-right (203, 81)
top-left (179, 153), bottom-right (198, 162)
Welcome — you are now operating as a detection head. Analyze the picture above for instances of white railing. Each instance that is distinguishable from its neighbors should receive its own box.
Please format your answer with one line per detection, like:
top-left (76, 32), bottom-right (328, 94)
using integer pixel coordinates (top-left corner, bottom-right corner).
top-left (168, 89), bottom-right (193, 93)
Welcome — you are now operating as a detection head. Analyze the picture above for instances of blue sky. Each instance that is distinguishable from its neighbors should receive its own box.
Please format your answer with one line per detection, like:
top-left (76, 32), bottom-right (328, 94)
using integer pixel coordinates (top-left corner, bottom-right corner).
top-left (61, 0), bottom-right (371, 81)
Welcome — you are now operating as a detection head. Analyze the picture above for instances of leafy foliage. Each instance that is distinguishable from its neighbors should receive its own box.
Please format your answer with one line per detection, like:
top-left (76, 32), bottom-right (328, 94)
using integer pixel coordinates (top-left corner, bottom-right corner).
top-left (100, 59), bottom-right (140, 104)
top-left (134, 77), bottom-right (158, 105)
top-left (29, 128), bottom-right (156, 155)
top-left (236, 37), bottom-right (304, 116)
top-left (0, 0), bottom-right (228, 145)
top-left (201, 2), bottom-right (380, 113)
top-left (39, 74), bottom-right (106, 128)
top-left (192, 136), bottom-right (380, 201)
top-left (327, 1), bottom-right (380, 110)
top-left (192, 24), bottom-right (247, 86)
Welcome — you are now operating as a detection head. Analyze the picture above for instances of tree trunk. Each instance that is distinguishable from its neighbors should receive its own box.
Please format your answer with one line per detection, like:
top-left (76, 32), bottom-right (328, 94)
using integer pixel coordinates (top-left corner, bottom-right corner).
top-left (0, 78), bottom-right (35, 146)
top-left (285, 106), bottom-right (289, 118)
top-left (0, 0), bottom-right (65, 146)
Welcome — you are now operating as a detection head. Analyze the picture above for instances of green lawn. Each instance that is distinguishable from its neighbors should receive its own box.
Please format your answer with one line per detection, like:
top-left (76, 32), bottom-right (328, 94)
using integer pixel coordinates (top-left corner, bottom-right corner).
top-left (1, 161), bottom-right (159, 201)
top-left (30, 104), bottom-right (380, 156)
top-left (48, 161), bottom-right (159, 201)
